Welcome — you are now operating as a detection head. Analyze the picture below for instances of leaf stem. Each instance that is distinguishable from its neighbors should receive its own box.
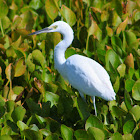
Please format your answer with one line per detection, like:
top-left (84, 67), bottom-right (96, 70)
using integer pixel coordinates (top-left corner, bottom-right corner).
top-left (0, 19), bottom-right (4, 37)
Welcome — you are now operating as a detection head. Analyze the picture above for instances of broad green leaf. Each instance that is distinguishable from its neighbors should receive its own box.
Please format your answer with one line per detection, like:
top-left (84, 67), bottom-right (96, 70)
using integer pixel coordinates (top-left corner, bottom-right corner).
top-left (132, 79), bottom-right (140, 101)
top-left (0, 135), bottom-right (12, 140)
top-left (17, 120), bottom-right (28, 131)
top-left (113, 76), bottom-right (120, 93)
top-left (125, 79), bottom-right (135, 92)
top-left (13, 86), bottom-right (24, 95)
top-left (45, 0), bottom-right (58, 20)
top-left (44, 91), bottom-right (59, 107)
top-left (11, 106), bottom-right (26, 123)
top-left (45, 133), bottom-right (59, 140)
top-left (23, 129), bottom-right (43, 140)
top-left (19, 10), bottom-right (34, 31)
top-left (125, 31), bottom-right (139, 49)
top-left (111, 11), bottom-right (122, 27)
top-left (130, 105), bottom-right (140, 122)
top-left (116, 17), bottom-right (128, 34)
top-left (14, 58), bottom-right (26, 77)
top-left (112, 106), bottom-right (127, 118)
top-left (1, 16), bottom-right (11, 29)
top-left (122, 134), bottom-right (133, 140)
top-left (32, 49), bottom-right (46, 68)
top-left (85, 115), bottom-right (103, 130)
top-left (105, 49), bottom-right (122, 71)
top-left (61, 5), bottom-right (76, 26)
top-left (74, 129), bottom-right (89, 139)
top-left (101, 10), bottom-right (109, 22)
top-left (5, 100), bottom-right (15, 112)
top-left (61, 124), bottom-right (73, 140)
top-left (40, 129), bottom-right (50, 137)
top-left (87, 127), bottom-right (105, 140)
top-left (124, 92), bottom-right (133, 111)
top-left (125, 53), bottom-right (134, 69)
top-left (26, 53), bottom-right (35, 73)
top-left (106, 26), bottom-right (113, 37)
top-left (117, 64), bottom-right (126, 77)
top-left (6, 46), bottom-right (17, 58)
top-left (11, 35), bottom-right (22, 49)
top-left (110, 132), bottom-right (122, 140)
top-left (29, 0), bottom-right (43, 10)
top-left (123, 120), bottom-right (136, 134)
top-left (75, 97), bottom-right (90, 120)
top-left (0, 0), bottom-right (8, 18)
top-left (5, 63), bottom-right (14, 82)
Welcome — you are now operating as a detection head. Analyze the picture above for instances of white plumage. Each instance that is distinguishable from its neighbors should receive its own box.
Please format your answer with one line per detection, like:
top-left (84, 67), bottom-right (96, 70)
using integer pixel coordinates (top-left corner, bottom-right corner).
top-left (29, 21), bottom-right (116, 116)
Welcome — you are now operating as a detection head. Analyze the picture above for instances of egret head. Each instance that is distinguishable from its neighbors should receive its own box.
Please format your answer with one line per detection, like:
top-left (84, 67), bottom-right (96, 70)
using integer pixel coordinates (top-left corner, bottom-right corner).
top-left (29, 21), bottom-right (73, 37)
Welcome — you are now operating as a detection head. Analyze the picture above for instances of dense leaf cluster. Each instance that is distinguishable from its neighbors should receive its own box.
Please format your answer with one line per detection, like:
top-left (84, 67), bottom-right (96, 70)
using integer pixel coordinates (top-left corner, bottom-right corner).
top-left (0, 0), bottom-right (140, 139)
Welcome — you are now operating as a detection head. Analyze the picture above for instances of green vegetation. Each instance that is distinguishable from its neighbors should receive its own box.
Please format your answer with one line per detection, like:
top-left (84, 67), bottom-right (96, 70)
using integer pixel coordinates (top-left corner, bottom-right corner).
top-left (0, 0), bottom-right (140, 139)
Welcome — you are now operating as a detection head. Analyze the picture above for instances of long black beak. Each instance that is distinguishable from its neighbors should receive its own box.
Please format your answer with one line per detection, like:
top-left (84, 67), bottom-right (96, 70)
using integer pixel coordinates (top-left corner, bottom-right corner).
top-left (29, 27), bottom-right (52, 35)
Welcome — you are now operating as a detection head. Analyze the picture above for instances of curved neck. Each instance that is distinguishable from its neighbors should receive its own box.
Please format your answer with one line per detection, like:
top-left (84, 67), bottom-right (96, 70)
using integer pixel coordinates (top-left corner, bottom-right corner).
top-left (54, 31), bottom-right (74, 78)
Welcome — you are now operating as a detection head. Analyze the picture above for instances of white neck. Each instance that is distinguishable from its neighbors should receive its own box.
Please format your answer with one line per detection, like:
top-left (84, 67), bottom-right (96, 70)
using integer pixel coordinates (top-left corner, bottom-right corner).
top-left (54, 29), bottom-right (74, 78)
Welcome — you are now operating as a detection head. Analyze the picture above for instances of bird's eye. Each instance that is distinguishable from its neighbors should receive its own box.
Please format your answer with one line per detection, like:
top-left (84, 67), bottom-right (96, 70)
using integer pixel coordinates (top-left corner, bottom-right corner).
top-left (53, 25), bottom-right (58, 29)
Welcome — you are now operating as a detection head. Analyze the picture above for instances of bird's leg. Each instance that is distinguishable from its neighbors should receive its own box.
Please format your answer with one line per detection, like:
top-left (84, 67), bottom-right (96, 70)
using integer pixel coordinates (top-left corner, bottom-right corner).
top-left (92, 96), bottom-right (97, 116)
top-left (79, 91), bottom-right (86, 102)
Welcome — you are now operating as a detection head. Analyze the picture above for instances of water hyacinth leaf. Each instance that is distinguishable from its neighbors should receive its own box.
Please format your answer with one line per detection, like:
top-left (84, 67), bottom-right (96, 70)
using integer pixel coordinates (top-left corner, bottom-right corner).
top-left (101, 10), bottom-right (109, 22)
top-left (111, 35), bottom-right (122, 48)
top-left (0, 135), bottom-right (12, 140)
top-left (130, 105), bottom-right (140, 122)
top-left (29, 0), bottom-right (43, 10)
top-left (61, 124), bottom-right (73, 140)
top-left (105, 49), bottom-right (122, 71)
top-left (40, 129), bottom-right (50, 137)
top-left (112, 106), bottom-right (127, 118)
top-left (75, 97), bottom-right (90, 120)
top-left (5, 63), bottom-right (14, 82)
top-left (14, 58), bottom-right (26, 77)
top-left (88, 19), bottom-right (102, 41)
top-left (106, 26), bottom-right (113, 37)
top-left (26, 53), bottom-right (35, 73)
top-left (61, 5), bottom-right (76, 26)
top-left (124, 92), bottom-right (133, 111)
top-left (113, 76), bottom-right (120, 93)
top-left (45, 133), bottom-right (59, 140)
top-left (116, 17), bottom-right (128, 34)
top-left (13, 86), bottom-right (24, 95)
top-left (85, 115), bottom-right (103, 130)
top-left (45, 0), bottom-right (58, 20)
top-left (123, 120), bottom-right (136, 134)
top-left (111, 11), bottom-right (122, 28)
top-left (124, 31), bottom-right (138, 49)
top-left (19, 10), bottom-right (34, 31)
top-left (87, 127), bottom-right (105, 140)
top-left (110, 132), bottom-right (122, 140)
top-left (17, 121), bottom-right (28, 131)
top-left (132, 79), bottom-right (140, 101)
top-left (44, 91), bottom-right (59, 107)
top-left (11, 106), bottom-right (26, 123)
top-left (74, 129), bottom-right (89, 139)
top-left (11, 36), bottom-right (22, 49)
top-left (1, 16), bottom-right (11, 29)
top-left (32, 49), bottom-right (46, 68)
top-left (125, 79), bottom-right (135, 92)
top-left (125, 53), bottom-right (134, 69)
top-left (122, 134), bottom-right (133, 140)
top-left (117, 64), bottom-right (126, 77)
top-left (23, 129), bottom-right (43, 140)
top-left (0, 0), bottom-right (8, 18)
top-left (5, 100), bottom-right (15, 112)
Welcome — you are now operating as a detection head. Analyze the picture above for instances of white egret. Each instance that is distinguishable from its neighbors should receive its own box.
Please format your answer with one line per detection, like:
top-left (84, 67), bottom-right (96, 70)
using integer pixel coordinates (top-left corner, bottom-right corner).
top-left (29, 21), bottom-right (116, 116)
